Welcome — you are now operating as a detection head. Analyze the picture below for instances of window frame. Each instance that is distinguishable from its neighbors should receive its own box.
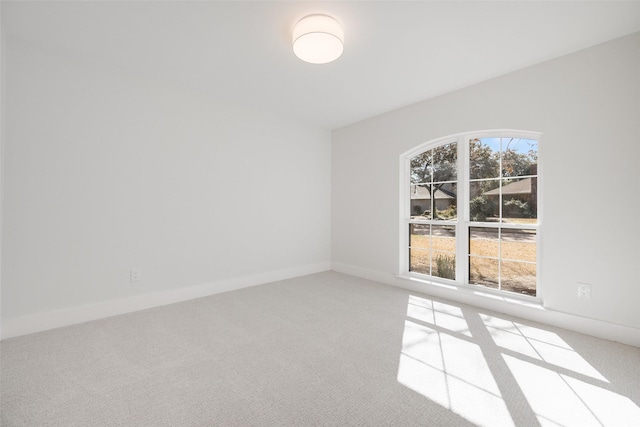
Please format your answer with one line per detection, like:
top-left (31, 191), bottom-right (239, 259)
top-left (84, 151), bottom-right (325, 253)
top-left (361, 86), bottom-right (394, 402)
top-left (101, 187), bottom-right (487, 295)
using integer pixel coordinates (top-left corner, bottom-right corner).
top-left (399, 130), bottom-right (542, 301)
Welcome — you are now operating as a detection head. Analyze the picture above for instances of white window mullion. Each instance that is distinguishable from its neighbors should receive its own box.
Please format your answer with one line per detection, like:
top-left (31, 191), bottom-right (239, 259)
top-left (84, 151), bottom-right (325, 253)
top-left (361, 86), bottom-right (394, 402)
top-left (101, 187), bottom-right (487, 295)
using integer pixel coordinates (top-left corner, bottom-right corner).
top-left (456, 135), bottom-right (468, 285)
top-left (497, 227), bottom-right (502, 291)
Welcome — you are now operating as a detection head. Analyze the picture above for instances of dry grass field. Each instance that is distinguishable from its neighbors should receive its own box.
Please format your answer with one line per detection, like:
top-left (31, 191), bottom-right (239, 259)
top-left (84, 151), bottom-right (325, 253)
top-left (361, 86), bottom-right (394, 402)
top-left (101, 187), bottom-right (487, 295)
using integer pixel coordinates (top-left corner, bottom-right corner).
top-left (410, 226), bottom-right (537, 296)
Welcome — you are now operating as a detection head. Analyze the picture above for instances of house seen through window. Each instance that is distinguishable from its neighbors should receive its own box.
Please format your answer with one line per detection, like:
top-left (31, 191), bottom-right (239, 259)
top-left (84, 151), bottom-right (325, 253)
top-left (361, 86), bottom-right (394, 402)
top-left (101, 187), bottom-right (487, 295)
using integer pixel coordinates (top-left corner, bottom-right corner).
top-left (404, 132), bottom-right (539, 297)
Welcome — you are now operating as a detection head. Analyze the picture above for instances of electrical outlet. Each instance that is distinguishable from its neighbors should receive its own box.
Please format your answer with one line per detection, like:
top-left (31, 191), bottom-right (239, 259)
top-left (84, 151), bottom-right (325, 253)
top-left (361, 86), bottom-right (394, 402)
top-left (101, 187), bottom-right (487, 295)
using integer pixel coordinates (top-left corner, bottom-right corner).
top-left (577, 283), bottom-right (591, 299)
top-left (130, 268), bottom-right (142, 282)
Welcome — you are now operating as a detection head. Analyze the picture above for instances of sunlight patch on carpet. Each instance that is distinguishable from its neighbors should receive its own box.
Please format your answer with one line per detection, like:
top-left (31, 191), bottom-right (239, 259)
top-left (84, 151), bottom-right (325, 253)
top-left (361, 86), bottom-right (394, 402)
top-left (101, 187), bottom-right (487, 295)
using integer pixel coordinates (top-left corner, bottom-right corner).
top-left (397, 295), bottom-right (639, 427)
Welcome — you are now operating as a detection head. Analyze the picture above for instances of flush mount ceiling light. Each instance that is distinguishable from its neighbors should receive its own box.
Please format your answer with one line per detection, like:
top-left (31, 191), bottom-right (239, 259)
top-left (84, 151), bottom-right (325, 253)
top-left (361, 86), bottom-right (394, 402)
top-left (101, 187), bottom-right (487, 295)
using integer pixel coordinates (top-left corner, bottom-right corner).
top-left (292, 14), bottom-right (344, 64)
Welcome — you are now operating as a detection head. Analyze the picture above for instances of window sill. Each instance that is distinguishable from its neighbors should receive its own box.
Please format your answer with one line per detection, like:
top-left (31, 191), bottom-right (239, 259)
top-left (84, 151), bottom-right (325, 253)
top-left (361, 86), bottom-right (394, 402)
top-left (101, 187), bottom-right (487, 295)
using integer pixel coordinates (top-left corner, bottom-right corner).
top-left (395, 273), bottom-right (543, 310)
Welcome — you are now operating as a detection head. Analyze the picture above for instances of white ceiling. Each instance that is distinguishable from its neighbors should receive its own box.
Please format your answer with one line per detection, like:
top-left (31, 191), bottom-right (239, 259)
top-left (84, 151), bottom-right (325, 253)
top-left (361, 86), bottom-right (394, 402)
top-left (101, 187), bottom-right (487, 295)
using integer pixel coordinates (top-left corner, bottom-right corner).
top-left (3, 1), bottom-right (640, 129)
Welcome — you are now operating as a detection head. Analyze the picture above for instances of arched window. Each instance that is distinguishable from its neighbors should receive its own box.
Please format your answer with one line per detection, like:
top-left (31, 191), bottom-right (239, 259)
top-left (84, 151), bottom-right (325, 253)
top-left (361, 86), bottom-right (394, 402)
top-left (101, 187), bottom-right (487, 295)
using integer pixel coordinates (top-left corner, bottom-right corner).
top-left (400, 130), bottom-right (541, 298)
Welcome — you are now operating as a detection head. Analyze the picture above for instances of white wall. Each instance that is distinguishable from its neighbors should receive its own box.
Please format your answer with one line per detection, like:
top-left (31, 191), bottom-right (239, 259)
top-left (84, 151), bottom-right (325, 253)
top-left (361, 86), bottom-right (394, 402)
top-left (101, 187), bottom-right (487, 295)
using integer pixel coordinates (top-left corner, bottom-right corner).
top-left (332, 33), bottom-right (640, 343)
top-left (2, 40), bottom-right (331, 337)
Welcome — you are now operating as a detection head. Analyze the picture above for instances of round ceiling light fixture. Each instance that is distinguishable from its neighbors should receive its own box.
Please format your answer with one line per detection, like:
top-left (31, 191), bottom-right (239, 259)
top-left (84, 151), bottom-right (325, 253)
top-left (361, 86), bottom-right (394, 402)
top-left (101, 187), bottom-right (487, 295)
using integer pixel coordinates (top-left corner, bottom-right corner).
top-left (292, 14), bottom-right (344, 64)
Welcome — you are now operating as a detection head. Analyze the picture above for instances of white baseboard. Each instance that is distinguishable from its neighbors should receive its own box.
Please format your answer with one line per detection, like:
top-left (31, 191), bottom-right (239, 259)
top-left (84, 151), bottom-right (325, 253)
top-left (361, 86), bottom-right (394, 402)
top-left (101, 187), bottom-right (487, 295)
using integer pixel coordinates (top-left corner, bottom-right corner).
top-left (331, 262), bottom-right (640, 348)
top-left (1, 262), bottom-right (331, 340)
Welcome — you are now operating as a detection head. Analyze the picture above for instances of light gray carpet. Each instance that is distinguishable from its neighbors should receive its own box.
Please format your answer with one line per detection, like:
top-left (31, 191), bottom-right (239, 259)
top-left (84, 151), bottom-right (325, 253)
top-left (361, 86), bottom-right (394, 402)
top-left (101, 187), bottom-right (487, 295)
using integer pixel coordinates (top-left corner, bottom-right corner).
top-left (1, 271), bottom-right (639, 426)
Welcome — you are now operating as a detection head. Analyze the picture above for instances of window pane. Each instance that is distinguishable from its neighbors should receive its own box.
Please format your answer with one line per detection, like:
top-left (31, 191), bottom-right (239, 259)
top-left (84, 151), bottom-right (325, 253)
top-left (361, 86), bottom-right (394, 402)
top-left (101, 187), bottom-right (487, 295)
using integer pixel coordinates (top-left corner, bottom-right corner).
top-left (470, 138), bottom-right (500, 179)
top-left (501, 228), bottom-right (536, 263)
top-left (432, 142), bottom-right (457, 182)
top-left (409, 224), bottom-right (430, 249)
top-left (410, 248), bottom-right (430, 275)
top-left (501, 178), bottom-right (537, 221)
top-left (410, 184), bottom-right (432, 219)
top-left (502, 138), bottom-right (538, 178)
top-left (432, 225), bottom-right (456, 253)
top-left (470, 180), bottom-right (499, 222)
top-left (433, 182), bottom-right (457, 220)
top-left (469, 227), bottom-right (498, 257)
top-left (433, 252), bottom-right (456, 280)
top-left (469, 256), bottom-right (499, 289)
top-left (410, 151), bottom-right (432, 184)
top-left (501, 261), bottom-right (536, 296)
